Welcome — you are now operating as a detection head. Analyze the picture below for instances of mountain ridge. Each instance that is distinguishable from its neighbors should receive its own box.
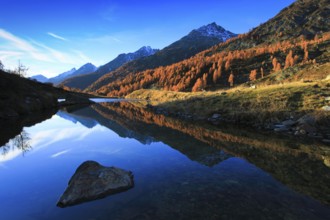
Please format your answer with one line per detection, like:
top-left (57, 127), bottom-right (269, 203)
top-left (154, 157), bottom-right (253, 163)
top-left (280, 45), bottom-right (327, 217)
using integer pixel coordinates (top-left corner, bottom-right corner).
top-left (92, 0), bottom-right (330, 96)
top-left (60, 46), bottom-right (159, 90)
top-left (85, 22), bottom-right (236, 92)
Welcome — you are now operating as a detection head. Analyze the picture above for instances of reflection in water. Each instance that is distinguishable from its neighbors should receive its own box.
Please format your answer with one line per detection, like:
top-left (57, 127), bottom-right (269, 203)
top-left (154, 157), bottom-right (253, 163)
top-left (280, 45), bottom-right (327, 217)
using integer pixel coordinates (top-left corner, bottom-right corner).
top-left (0, 102), bottom-right (329, 219)
top-left (0, 109), bottom-right (56, 160)
top-left (1, 130), bottom-right (31, 156)
top-left (60, 103), bottom-right (232, 167)
top-left (61, 101), bottom-right (330, 206)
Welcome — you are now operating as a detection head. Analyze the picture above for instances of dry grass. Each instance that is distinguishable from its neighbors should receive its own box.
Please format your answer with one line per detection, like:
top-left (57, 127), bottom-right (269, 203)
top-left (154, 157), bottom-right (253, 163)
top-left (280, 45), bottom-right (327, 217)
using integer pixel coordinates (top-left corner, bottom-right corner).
top-left (127, 79), bottom-right (330, 124)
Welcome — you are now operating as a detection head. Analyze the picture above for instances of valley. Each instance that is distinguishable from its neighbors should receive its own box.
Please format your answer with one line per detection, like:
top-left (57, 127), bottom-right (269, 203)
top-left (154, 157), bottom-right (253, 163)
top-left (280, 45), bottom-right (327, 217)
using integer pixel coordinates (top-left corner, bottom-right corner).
top-left (1, 0), bottom-right (330, 219)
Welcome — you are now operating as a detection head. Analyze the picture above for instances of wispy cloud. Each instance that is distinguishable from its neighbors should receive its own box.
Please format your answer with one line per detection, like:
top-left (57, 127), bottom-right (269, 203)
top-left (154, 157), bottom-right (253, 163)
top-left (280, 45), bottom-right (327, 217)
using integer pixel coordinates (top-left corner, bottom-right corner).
top-left (30, 40), bottom-right (76, 64)
top-left (0, 28), bottom-right (92, 76)
top-left (0, 28), bottom-right (51, 62)
top-left (51, 149), bottom-right (70, 158)
top-left (0, 50), bottom-right (23, 60)
top-left (47, 32), bottom-right (68, 41)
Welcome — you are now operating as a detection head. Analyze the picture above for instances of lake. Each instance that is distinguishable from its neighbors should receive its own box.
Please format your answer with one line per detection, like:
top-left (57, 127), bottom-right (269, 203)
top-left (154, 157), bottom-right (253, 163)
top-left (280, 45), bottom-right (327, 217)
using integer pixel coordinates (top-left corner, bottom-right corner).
top-left (0, 101), bottom-right (330, 220)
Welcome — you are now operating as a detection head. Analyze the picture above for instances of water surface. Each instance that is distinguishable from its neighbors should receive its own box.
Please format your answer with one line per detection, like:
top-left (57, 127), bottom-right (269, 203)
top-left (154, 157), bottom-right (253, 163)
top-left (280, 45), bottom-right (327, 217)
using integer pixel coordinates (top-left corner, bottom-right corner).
top-left (0, 102), bottom-right (329, 220)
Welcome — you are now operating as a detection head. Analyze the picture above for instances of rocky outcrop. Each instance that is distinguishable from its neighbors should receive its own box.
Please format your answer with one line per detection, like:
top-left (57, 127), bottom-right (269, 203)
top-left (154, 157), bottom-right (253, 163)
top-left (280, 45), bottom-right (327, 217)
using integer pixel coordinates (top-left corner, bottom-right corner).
top-left (272, 114), bottom-right (330, 142)
top-left (57, 161), bottom-right (134, 207)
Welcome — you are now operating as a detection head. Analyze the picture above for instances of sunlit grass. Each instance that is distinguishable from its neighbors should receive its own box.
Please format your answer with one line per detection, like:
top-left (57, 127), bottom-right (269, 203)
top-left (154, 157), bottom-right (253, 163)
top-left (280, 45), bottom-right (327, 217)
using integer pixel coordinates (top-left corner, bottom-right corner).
top-left (127, 76), bottom-right (330, 124)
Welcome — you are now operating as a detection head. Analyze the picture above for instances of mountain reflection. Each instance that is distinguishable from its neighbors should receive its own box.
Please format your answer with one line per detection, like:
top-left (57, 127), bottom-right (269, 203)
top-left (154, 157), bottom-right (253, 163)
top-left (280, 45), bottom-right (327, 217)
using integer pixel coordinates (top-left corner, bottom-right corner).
top-left (0, 102), bottom-right (329, 206)
top-left (59, 101), bottom-right (330, 206)
top-left (59, 102), bottom-right (232, 167)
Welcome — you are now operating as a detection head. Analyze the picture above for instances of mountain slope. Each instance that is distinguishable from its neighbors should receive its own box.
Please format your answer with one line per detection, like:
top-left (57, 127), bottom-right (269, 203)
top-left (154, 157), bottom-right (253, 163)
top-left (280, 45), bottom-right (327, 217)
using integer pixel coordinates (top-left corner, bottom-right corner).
top-left (215, 0), bottom-right (330, 51)
top-left (94, 0), bottom-right (330, 96)
top-left (86, 23), bottom-right (236, 92)
top-left (60, 46), bottom-right (159, 90)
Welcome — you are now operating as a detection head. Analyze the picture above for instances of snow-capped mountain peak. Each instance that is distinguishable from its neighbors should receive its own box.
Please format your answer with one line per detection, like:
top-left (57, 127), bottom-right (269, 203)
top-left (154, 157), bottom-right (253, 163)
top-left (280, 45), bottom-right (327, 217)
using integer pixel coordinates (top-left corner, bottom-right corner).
top-left (192, 22), bottom-right (236, 42)
top-left (135, 46), bottom-right (159, 57)
top-left (137, 46), bottom-right (157, 55)
top-left (115, 46), bottom-right (159, 65)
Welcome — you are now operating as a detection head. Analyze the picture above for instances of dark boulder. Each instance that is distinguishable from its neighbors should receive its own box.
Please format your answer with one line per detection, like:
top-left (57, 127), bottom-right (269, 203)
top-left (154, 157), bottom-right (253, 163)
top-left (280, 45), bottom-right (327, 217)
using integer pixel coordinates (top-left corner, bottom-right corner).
top-left (57, 161), bottom-right (134, 207)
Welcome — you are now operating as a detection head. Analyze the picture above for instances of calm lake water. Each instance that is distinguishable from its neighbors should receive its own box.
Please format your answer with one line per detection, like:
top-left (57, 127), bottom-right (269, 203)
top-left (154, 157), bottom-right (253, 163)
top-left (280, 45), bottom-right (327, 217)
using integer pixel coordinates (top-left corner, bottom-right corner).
top-left (0, 101), bottom-right (330, 220)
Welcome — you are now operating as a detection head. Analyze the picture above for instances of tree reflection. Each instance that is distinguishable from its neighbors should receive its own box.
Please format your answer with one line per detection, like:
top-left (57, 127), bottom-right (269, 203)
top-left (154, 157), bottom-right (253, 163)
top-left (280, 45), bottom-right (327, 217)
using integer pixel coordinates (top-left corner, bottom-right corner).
top-left (1, 130), bottom-right (31, 156)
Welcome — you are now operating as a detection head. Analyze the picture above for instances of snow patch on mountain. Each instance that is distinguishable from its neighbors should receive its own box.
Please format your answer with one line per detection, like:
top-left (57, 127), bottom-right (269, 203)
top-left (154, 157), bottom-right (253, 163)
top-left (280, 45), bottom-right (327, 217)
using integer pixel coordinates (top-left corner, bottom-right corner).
top-left (194, 22), bottom-right (236, 42)
top-left (108, 46), bottom-right (159, 71)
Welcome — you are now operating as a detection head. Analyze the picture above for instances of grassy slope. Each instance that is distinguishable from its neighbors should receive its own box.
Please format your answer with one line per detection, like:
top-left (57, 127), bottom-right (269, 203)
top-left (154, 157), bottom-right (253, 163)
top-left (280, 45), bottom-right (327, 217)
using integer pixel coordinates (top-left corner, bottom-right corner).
top-left (127, 63), bottom-right (330, 128)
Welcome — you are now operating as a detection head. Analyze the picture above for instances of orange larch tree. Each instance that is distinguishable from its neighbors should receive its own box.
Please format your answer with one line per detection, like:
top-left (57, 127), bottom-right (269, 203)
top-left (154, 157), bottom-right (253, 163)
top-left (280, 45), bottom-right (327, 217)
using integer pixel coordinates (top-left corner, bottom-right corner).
top-left (228, 72), bottom-right (234, 87)
top-left (284, 50), bottom-right (294, 68)
top-left (225, 59), bottom-right (231, 71)
top-left (192, 78), bottom-right (203, 92)
top-left (249, 69), bottom-right (258, 81)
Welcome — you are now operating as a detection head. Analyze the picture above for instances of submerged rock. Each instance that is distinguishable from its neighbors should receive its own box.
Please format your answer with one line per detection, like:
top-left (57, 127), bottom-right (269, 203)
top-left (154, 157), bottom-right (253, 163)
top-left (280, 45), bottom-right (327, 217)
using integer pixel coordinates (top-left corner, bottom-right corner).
top-left (281, 119), bottom-right (296, 127)
top-left (57, 161), bottom-right (134, 208)
top-left (297, 114), bottom-right (316, 126)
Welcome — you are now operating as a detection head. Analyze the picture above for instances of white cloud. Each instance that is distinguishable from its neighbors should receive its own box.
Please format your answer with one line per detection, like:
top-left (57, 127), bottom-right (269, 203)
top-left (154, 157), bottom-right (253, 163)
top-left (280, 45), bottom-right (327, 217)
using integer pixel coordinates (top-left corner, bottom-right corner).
top-left (47, 32), bottom-right (68, 41)
top-left (51, 149), bottom-right (70, 158)
top-left (0, 28), bottom-right (92, 76)
top-left (30, 40), bottom-right (78, 64)
top-left (0, 28), bottom-right (52, 62)
top-left (0, 29), bottom-right (36, 51)
top-left (0, 50), bottom-right (23, 60)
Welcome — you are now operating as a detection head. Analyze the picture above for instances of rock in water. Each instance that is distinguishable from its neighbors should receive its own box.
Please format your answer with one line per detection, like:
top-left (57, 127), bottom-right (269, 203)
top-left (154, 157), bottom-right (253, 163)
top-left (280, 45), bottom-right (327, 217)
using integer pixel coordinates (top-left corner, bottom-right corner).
top-left (57, 161), bottom-right (134, 208)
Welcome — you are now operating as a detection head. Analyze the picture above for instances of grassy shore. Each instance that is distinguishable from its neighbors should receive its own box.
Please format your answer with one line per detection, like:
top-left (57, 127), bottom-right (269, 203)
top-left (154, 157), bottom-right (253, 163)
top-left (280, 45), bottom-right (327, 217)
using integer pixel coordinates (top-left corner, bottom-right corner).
top-left (126, 74), bottom-right (330, 134)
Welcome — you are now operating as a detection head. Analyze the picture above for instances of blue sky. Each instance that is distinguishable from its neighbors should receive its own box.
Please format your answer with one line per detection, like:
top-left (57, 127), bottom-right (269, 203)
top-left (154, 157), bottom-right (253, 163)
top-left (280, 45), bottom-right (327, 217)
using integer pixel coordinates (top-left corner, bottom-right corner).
top-left (0, 0), bottom-right (295, 77)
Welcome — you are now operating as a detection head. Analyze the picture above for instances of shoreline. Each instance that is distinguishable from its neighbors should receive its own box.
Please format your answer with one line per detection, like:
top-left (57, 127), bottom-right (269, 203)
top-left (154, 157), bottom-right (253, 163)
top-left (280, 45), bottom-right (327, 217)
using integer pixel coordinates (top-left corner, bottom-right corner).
top-left (126, 81), bottom-right (330, 144)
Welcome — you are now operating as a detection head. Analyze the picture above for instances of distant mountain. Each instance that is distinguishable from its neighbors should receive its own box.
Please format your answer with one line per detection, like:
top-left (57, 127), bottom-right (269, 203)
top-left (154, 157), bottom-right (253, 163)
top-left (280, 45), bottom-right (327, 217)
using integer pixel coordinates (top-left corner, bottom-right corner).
top-left (189, 22), bottom-right (235, 41)
top-left (47, 68), bottom-right (77, 85)
top-left (47, 63), bottom-right (97, 86)
top-left (69, 63), bottom-right (97, 78)
top-left (57, 110), bottom-right (98, 129)
top-left (60, 46), bottom-right (159, 90)
top-left (86, 23), bottom-right (236, 92)
top-left (30, 74), bottom-right (48, 83)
